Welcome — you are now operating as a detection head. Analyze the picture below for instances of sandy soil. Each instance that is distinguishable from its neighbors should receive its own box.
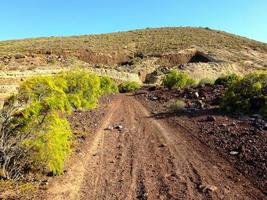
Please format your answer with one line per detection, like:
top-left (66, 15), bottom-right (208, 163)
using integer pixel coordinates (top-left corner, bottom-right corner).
top-left (39, 94), bottom-right (265, 200)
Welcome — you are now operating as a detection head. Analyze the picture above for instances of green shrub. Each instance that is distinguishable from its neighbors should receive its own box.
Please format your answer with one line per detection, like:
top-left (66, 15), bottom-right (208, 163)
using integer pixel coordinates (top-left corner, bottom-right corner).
top-left (215, 74), bottom-right (241, 87)
top-left (19, 76), bottom-right (71, 113)
top-left (169, 99), bottom-right (186, 112)
top-left (118, 81), bottom-right (141, 93)
top-left (0, 69), bottom-right (117, 178)
top-left (61, 70), bottom-right (102, 110)
top-left (221, 72), bottom-right (267, 117)
top-left (100, 76), bottom-right (118, 94)
top-left (162, 70), bottom-right (196, 89)
top-left (23, 111), bottom-right (72, 175)
top-left (199, 78), bottom-right (215, 85)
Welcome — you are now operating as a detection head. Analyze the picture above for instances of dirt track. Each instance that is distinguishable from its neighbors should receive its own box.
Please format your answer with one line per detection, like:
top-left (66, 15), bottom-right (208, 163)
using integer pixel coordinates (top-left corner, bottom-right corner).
top-left (44, 94), bottom-right (265, 200)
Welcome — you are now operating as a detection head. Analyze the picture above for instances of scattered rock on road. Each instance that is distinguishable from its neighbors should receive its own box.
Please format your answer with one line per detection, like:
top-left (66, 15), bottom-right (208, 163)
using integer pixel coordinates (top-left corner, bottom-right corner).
top-left (106, 125), bottom-right (114, 130)
top-left (105, 124), bottom-right (123, 131)
top-left (114, 125), bottom-right (123, 130)
top-left (207, 115), bottom-right (216, 122)
top-left (199, 184), bottom-right (218, 193)
top-left (229, 151), bottom-right (239, 155)
top-left (194, 92), bottom-right (199, 98)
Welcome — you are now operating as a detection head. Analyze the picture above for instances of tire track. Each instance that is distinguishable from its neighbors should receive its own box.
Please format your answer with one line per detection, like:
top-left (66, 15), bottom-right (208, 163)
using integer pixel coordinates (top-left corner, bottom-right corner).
top-left (43, 94), bottom-right (266, 200)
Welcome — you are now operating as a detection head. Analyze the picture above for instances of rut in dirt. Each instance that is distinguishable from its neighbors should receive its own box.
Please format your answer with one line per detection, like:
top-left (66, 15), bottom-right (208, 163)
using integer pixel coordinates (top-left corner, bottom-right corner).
top-left (78, 95), bottom-right (265, 200)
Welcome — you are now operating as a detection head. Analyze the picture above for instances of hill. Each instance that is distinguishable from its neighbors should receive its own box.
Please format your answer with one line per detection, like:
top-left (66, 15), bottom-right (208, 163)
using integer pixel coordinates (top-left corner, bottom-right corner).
top-left (1, 27), bottom-right (267, 64)
top-left (0, 27), bottom-right (266, 100)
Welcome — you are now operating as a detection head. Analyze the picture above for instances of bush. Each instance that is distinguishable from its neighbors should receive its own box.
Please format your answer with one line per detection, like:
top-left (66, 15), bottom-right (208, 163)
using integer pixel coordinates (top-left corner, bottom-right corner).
top-left (118, 81), bottom-right (141, 93)
top-left (100, 76), bottom-right (119, 94)
top-left (0, 70), bottom-right (118, 178)
top-left (215, 74), bottom-right (241, 87)
top-left (23, 111), bottom-right (72, 175)
top-left (162, 70), bottom-right (196, 89)
top-left (221, 72), bottom-right (267, 117)
top-left (61, 70), bottom-right (102, 110)
top-left (199, 78), bottom-right (215, 85)
top-left (169, 99), bottom-right (186, 112)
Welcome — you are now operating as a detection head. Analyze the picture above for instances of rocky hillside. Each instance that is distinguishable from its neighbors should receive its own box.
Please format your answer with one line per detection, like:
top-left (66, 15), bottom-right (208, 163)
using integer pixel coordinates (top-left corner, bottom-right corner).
top-left (0, 27), bottom-right (267, 101)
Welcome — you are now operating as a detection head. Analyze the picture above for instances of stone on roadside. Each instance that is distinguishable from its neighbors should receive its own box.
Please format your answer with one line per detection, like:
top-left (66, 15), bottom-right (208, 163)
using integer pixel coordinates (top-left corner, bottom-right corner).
top-left (199, 184), bottom-right (218, 193)
top-left (152, 96), bottom-right (158, 101)
top-left (194, 92), bottom-right (199, 98)
top-left (230, 151), bottom-right (239, 155)
top-left (207, 115), bottom-right (216, 122)
top-left (114, 125), bottom-right (123, 130)
top-left (106, 125), bottom-right (113, 130)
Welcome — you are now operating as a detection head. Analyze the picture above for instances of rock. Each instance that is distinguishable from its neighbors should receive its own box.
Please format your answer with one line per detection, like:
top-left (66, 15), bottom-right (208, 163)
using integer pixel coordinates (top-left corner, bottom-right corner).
top-left (41, 179), bottom-right (48, 185)
top-left (194, 92), bottom-right (199, 98)
top-left (230, 151), bottom-right (239, 155)
top-left (14, 54), bottom-right (25, 59)
top-left (106, 125), bottom-right (113, 130)
top-left (231, 122), bottom-right (237, 126)
top-left (252, 114), bottom-right (263, 119)
top-left (158, 144), bottom-right (166, 148)
top-left (151, 96), bottom-right (158, 100)
top-left (199, 184), bottom-right (218, 193)
top-left (207, 115), bottom-right (216, 122)
top-left (252, 118), bottom-right (267, 130)
top-left (39, 180), bottom-right (49, 190)
top-left (196, 100), bottom-right (205, 109)
top-left (114, 125), bottom-right (123, 130)
top-left (178, 64), bottom-right (185, 70)
top-left (220, 124), bottom-right (227, 128)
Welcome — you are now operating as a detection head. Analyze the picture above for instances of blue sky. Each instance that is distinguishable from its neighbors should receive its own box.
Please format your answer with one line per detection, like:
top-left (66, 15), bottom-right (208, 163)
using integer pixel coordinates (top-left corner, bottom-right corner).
top-left (1, 0), bottom-right (267, 43)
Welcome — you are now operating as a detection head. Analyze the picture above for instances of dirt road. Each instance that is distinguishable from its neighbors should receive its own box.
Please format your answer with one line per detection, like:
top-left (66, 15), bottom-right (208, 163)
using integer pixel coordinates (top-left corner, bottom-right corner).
top-left (44, 95), bottom-right (265, 200)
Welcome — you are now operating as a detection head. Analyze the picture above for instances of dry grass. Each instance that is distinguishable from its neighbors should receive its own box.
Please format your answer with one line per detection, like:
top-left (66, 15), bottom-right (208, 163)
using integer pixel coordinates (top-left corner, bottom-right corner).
top-left (0, 27), bottom-right (266, 62)
top-left (0, 180), bottom-right (38, 200)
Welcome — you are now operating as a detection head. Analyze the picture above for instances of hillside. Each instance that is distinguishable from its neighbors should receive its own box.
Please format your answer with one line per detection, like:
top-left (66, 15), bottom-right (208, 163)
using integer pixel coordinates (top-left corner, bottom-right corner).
top-left (1, 27), bottom-right (267, 65)
top-left (0, 27), bottom-right (267, 101)
top-left (1, 28), bottom-right (267, 199)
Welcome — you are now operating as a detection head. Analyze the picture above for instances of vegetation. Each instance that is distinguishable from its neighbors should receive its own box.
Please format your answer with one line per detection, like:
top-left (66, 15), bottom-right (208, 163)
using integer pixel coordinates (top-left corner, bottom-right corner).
top-left (1, 28), bottom-right (266, 63)
top-left (162, 70), bottom-right (196, 89)
top-left (169, 99), bottom-right (186, 112)
top-left (100, 76), bottom-right (119, 94)
top-left (198, 78), bottom-right (215, 85)
top-left (221, 72), bottom-right (267, 117)
top-left (118, 81), bottom-right (141, 93)
top-left (61, 71), bottom-right (102, 111)
top-left (0, 70), bottom-right (118, 179)
top-left (215, 74), bottom-right (241, 87)
top-left (0, 180), bottom-right (37, 200)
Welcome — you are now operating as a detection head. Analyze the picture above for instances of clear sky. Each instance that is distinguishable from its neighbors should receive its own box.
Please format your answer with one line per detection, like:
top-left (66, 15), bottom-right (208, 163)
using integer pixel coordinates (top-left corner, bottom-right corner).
top-left (1, 0), bottom-right (267, 43)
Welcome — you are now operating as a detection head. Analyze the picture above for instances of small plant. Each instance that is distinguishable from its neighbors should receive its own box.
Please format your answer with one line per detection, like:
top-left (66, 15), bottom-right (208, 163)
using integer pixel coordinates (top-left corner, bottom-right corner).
top-left (118, 81), bottom-right (141, 93)
top-left (169, 99), bottom-right (186, 112)
top-left (100, 76), bottom-right (118, 94)
top-left (162, 70), bottom-right (196, 89)
top-left (221, 72), bottom-right (267, 117)
top-left (215, 74), bottom-right (241, 87)
top-left (199, 78), bottom-right (215, 85)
